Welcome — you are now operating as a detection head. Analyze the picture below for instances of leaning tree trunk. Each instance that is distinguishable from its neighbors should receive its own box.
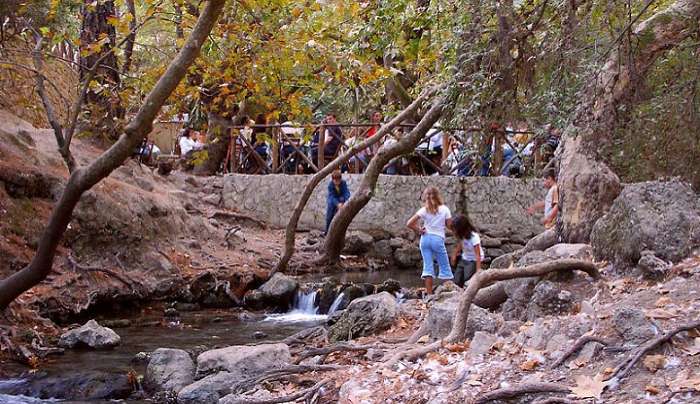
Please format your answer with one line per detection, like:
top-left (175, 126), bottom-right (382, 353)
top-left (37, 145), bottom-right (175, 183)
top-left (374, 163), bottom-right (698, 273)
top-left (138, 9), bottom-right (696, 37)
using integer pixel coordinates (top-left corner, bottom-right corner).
top-left (322, 97), bottom-right (445, 263)
top-left (0, 0), bottom-right (227, 310)
top-left (558, 0), bottom-right (700, 243)
top-left (274, 91), bottom-right (435, 274)
top-left (79, 0), bottom-right (123, 140)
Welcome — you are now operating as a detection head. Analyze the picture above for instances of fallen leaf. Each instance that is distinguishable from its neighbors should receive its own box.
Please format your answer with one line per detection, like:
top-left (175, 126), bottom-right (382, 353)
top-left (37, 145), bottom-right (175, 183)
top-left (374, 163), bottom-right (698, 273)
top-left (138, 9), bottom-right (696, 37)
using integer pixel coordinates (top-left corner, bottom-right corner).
top-left (655, 296), bottom-right (672, 307)
top-left (466, 379), bottom-right (483, 386)
top-left (427, 352), bottom-right (449, 366)
top-left (570, 374), bottom-right (609, 399)
top-left (645, 308), bottom-right (678, 319)
top-left (643, 354), bottom-right (667, 372)
top-left (644, 385), bottom-right (661, 395)
top-left (417, 335), bottom-right (430, 343)
top-left (689, 329), bottom-right (700, 338)
top-left (680, 338), bottom-right (700, 356)
top-left (602, 367), bottom-right (615, 376)
top-left (520, 359), bottom-right (540, 371)
top-left (445, 342), bottom-right (469, 352)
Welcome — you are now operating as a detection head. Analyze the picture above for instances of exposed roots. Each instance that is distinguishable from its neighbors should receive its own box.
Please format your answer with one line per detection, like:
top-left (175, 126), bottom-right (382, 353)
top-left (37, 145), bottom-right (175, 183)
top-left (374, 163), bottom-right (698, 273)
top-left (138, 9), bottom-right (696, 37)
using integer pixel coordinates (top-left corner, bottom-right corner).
top-left (384, 259), bottom-right (600, 368)
top-left (474, 382), bottom-right (571, 404)
top-left (609, 319), bottom-right (700, 383)
top-left (550, 333), bottom-right (610, 369)
top-left (225, 378), bottom-right (332, 404)
top-left (294, 342), bottom-right (378, 364)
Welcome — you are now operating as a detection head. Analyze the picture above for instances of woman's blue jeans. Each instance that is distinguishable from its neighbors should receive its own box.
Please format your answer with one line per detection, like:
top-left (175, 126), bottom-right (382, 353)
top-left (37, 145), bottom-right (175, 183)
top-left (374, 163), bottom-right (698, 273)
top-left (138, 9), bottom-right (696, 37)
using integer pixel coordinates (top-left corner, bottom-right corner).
top-left (419, 234), bottom-right (453, 279)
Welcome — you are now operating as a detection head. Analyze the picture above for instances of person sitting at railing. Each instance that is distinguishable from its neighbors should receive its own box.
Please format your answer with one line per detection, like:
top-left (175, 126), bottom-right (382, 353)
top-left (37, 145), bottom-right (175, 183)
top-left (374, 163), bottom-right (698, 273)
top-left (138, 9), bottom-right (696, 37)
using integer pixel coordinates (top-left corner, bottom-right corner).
top-left (311, 113), bottom-right (343, 166)
top-left (178, 128), bottom-right (205, 170)
top-left (382, 127), bottom-right (402, 175)
top-left (248, 113), bottom-right (269, 173)
top-left (279, 114), bottom-right (305, 174)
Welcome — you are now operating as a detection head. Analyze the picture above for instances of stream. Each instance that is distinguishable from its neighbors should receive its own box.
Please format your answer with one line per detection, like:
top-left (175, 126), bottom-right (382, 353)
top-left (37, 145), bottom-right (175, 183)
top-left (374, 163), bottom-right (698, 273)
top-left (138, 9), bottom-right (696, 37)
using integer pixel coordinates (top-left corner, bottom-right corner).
top-left (0, 268), bottom-right (420, 403)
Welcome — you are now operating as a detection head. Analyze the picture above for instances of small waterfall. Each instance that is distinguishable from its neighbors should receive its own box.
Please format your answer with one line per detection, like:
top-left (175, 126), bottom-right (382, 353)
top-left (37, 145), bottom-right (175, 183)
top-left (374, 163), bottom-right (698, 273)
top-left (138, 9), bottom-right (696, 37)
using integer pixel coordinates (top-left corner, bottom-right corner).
top-left (263, 289), bottom-right (326, 322)
top-left (327, 292), bottom-right (345, 315)
top-left (292, 289), bottom-right (319, 314)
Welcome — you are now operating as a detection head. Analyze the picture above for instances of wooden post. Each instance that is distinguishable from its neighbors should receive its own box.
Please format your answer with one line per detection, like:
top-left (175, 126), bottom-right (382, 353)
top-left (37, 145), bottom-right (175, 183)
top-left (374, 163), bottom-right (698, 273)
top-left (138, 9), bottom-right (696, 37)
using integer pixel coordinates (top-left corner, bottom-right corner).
top-left (318, 124), bottom-right (325, 169)
top-left (271, 126), bottom-right (280, 173)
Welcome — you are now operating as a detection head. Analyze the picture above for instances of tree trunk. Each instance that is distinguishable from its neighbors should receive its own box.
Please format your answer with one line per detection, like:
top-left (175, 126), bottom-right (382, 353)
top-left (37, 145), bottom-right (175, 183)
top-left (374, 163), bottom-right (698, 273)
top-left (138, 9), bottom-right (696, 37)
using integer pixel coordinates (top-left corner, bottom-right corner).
top-left (0, 0), bottom-right (227, 310)
top-left (122, 0), bottom-right (137, 74)
top-left (193, 102), bottom-right (247, 175)
top-left (79, 0), bottom-right (123, 139)
top-left (558, 0), bottom-right (700, 243)
top-left (274, 91), bottom-right (435, 274)
top-left (322, 97), bottom-right (445, 263)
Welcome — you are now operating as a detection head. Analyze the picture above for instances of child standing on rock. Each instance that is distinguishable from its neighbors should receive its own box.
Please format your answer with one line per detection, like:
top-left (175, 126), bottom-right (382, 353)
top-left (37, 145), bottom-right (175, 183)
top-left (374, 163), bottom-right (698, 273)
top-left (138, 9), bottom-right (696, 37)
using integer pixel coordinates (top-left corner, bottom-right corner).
top-left (450, 214), bottom-right (484, 287)
top-left (406, 186), bottom-right (454, 294)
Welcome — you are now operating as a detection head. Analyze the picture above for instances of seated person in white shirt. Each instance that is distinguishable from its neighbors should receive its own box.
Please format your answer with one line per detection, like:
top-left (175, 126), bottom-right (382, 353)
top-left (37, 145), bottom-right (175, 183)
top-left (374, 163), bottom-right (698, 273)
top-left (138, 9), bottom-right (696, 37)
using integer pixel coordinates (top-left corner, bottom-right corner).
top-left (178, 128), bottom-right (204, 168)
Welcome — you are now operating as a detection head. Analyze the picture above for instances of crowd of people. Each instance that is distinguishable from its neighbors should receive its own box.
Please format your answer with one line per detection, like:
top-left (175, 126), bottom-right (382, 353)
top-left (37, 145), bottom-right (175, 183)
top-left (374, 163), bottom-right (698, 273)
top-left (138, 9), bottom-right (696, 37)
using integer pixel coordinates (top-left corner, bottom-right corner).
top-left (326, 168), bottom-right (559, 294)
top-left (161, 110), bottom-right (561, 178)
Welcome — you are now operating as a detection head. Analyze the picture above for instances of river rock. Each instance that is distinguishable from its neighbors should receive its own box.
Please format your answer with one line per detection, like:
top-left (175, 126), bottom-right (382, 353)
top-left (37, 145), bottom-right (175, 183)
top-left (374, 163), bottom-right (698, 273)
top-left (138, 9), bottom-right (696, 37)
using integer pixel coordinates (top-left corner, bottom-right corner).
top-left (195, 343), bottom-right (291, 379)
top-left (425, 293), bottom-right (502, 340)
top-left (342, 230), bottom-right (374, 254)
top-left (243, 273), bottom-right (298, 311)
top-left (58, 320), bottom-right (121, 349)
top-left (394, 244), bottom-right (421, 268)
top-left (377, 279), bottom-right (401, 295)
top-left (145, 348), bottom-right (195, 393)
top-left (177, 371), bottom-right (236, 404)
top-left (591, 179), bottom-right (700, 266)
top-left (544, 243), bottom-right (593, 260)
top-left (328, 292), bottom-right (398, 342)
top-left (612, 306), bottom-right (656, 344)
top-left (526, 281), bottom-right (575, 320)
top-left (0, 371), bottom-right (132, 400)
top-left (637, 250), bottom-right (671, 279)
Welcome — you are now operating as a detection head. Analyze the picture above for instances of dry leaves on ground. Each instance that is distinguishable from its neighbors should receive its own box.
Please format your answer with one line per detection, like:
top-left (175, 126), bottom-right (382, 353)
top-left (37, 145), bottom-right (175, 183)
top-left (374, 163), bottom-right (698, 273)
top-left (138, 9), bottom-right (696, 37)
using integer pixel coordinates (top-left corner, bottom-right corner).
top-left (643, 354), bottom-right (667, 372)
top-left (667, 370), bottom-right (700, 392)
top-left (570, 374), bottom-right (609, 399)
top-left (679, 338), bottom-right (700, 356)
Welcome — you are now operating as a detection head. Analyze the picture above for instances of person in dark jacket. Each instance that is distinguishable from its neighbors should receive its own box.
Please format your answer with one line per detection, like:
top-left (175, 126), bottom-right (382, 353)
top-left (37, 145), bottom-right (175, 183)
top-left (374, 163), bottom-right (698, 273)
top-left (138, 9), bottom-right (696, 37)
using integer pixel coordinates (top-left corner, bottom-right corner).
top-left (325, 169), bottom-right (351, 235)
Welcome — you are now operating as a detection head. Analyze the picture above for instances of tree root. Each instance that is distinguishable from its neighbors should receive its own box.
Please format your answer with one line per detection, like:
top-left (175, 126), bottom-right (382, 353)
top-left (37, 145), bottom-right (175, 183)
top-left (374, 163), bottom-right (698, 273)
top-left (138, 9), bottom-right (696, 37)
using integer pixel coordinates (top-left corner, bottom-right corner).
top-left (209, 210), bottom-right (267, 228)
top-left (226, 378), bottom-right (332, 404)
top-left (474, 382), bottom-right (571, 404)
top-left (67, 255), bottom-right (135, 290)
top-left (384, 259), bottom-right (600, 368)
top-left (609, 319), bottom-right (700, 382)
top-left (550, 333), bottom-right (610, 369)
top-left (231, 365), bottom-right (341, 395)
top-left (531, 398), bottom-right (580, 404)
top-left (294, 342), bottom-right (377, 364)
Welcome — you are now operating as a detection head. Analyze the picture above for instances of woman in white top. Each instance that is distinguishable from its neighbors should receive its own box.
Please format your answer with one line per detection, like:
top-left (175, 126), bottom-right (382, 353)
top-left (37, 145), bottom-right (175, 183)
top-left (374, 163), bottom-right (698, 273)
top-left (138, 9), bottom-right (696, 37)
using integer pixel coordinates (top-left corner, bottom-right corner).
top-left (450, 214), bottom-right (484, 287)
top-left (406, 187), bottom-right (454, 294)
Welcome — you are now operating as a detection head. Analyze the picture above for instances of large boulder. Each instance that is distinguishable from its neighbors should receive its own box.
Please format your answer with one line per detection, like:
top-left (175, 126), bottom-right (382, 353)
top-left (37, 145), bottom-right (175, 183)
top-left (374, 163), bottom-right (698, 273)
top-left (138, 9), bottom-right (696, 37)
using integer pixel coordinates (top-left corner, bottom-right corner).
top-left (328, 292), bottom-right (398, 342)
top-left (195, 343), bottom-right (291, 379)
top-left (144, 348), bottom-right (194, 393)
top-left (342, 231), bottom-right (374, 255)
top-left (243, 273), bottom-right (298, 311)
top-left (58, 320), bottom-right (120, 349)
top-left (424, 293), bottom-right (502, 340)
top-left (591, 179), bottom-right (700, 266)
top-left (0, 371), bottom-right (132, 401)
top-left (177, 371), bottom-right (235, 404)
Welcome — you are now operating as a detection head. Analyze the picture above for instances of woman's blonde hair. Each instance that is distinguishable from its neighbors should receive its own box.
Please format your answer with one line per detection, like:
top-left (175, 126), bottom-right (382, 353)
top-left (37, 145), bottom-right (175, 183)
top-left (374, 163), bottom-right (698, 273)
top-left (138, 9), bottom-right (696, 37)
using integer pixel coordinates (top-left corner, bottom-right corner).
top-left (422, 186), bottom-right (443, 214)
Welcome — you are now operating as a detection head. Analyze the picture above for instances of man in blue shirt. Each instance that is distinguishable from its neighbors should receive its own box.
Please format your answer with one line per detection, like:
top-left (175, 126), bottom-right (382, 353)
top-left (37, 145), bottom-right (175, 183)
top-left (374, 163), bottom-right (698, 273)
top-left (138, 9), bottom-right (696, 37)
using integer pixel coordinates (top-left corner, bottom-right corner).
top-left (325, 170), bottom-right (351, 235)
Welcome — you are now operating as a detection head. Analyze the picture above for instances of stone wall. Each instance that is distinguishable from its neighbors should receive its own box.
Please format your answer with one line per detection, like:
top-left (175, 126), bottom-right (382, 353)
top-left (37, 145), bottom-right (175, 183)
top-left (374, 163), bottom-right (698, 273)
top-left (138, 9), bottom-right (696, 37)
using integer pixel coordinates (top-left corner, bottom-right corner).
top-left (222, 174), bottom-right (546, 240)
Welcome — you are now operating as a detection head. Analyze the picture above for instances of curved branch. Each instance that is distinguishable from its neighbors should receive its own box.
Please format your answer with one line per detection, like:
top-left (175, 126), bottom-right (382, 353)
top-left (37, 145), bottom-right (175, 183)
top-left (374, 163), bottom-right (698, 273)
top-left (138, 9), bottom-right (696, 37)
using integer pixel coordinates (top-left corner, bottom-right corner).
top-left (273, 88), bottom-right (436, 274)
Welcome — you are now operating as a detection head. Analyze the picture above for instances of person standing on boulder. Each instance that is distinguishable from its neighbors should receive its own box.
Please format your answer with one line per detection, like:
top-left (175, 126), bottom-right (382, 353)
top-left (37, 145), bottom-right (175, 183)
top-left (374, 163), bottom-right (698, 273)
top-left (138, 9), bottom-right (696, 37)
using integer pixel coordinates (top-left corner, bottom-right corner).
top-left (325, 169), bottom-right (351, 235)
top-left (406, 186), bottom-right (454, 294)
top-left (450, 214), bottom-right (484, 287)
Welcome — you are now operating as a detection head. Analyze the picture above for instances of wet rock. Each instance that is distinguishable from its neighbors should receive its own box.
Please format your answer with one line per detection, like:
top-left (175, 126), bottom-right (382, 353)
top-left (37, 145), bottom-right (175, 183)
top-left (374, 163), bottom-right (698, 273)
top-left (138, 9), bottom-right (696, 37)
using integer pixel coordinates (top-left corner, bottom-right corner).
top-left (58, 320), bottom-right (121, 349)
top-left (100, 319), bottom-right (131, 328)
top-left (174, 302), bottom-right (201, 312)
top-left (133, 351), bottom-right (151, 364)
top-left (369, 239), bottom-right (393, 258)
top-left (377, 279), bottom-right (401, 295)
top-left (338, 284), bottom-right (368, 307)
top-left (342, 231), bottom-right (374, 255)
top-left (243, 273), bottom-right (298, 311)
top-left (425, 293), bottom-right (502, 340)
top-left (469, 331), bottom-right (497, 356)
top-left (328, 292), bottom-right (398, 342)
top-left (145, 348), bottom-right (195, 393)
top-left (316, 278), bottom-right (340, 313)
top-left (591, 179), bottom-right (700, 266)
top-left (177, 371), bottom-right (235, 404)
top-left (612, 307), bottom-right (656, 344)
top-left (526, 281), bottom-right (575, 320)
top-left (195, 343), bottom-right (291, 379)
top-left (187, 272), bottom-right (239, 308)
top-left (0, 371), bottom-right (132, 400)
top-left (252, 331), bottom-right (267, 340)
top-left (637, 250), bottom-right (671, 280)
top-left (164, 308), bottom-right (180, 319)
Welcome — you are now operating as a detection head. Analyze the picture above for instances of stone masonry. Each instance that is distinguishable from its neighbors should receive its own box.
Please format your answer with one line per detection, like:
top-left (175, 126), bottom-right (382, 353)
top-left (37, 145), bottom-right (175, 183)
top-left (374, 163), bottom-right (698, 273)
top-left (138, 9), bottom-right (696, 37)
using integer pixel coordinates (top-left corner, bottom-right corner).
top-left (222, 174), bottom-right (545, 239)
